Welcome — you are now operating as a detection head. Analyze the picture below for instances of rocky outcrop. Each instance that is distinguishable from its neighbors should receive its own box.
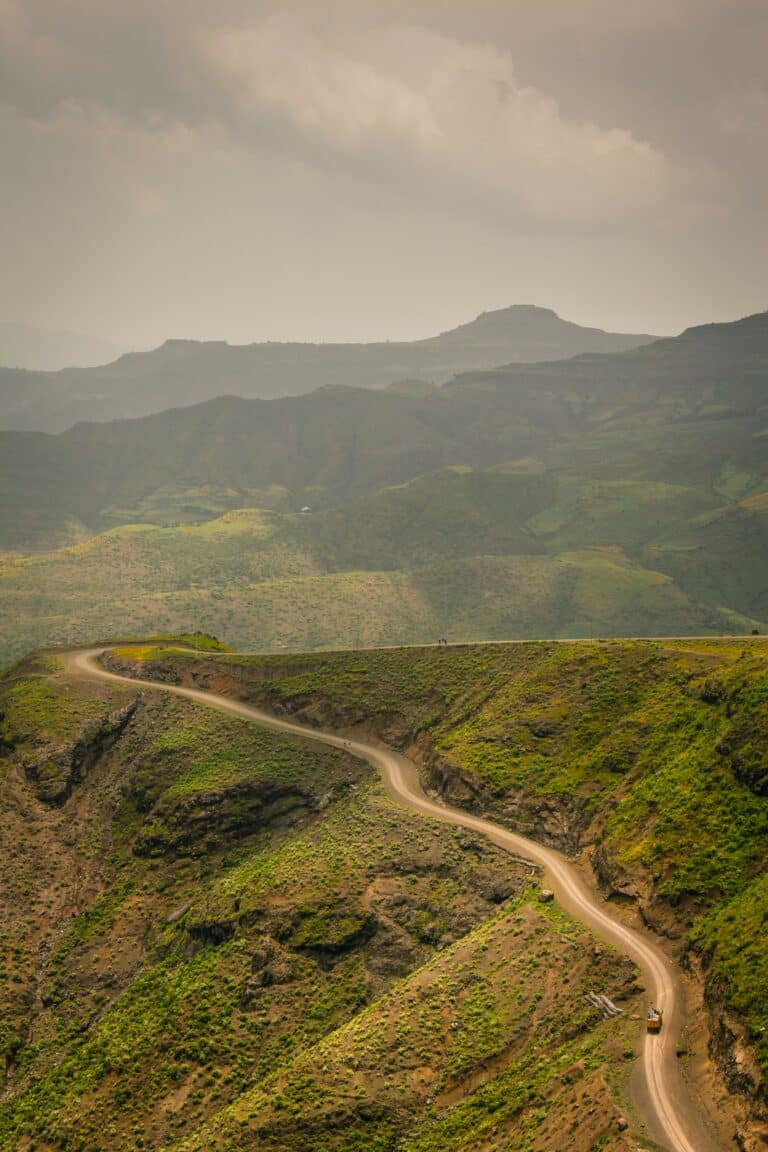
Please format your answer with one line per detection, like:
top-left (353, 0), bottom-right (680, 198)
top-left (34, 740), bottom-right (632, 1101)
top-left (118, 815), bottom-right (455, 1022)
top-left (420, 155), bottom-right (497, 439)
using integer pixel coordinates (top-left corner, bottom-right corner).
top-left (589, 843), bottom-right (684, 939)
top-left (239, 936), bottom-right (303, 1006)
top-left (0, 709), bottom-right (15, 757)
top-left (133, 781), bottom-right (317, 857)
top-left (418, 740), bottom-right (588, 853)
top-left (23, 701), bottom-right (137, 805)
top-left (281, 904), bottom-right (377, 958)
top-left (711, 1008), bottom-right (765, 1104)
top-left (716, 713), bottom-right (768, 797)
top-left (591, 843), bottom-right (646, 906)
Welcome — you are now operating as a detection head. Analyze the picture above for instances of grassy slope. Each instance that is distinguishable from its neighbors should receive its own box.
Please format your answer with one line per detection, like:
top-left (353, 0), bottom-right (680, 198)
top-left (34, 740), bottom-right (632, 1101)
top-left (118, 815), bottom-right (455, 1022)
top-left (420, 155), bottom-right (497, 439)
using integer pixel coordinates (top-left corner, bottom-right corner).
top-left (172, 897), bottom-right (637, 1152)
top-left (0, 477), bottom-right (758, 666)
top-left (0, 653), bottom-right (639, 1152)
top-left (136, 638), bottom-right (768, 1087)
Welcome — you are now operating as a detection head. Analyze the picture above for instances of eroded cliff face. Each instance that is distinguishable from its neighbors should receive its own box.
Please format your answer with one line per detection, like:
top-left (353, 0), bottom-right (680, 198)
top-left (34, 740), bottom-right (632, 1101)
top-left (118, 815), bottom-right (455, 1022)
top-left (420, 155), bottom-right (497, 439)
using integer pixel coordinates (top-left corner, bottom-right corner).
top-left (21, 701), bottom-right (138, 805)
top-left (99, 647), bottom-right (768, 1148)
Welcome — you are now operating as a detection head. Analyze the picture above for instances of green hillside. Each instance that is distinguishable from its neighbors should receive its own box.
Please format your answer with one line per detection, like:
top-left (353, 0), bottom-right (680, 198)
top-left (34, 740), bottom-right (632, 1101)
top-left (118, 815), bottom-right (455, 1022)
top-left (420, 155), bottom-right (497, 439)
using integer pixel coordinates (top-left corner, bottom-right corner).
top-left (114, 638), bottom-right (768, 1108)
top-left (0, 647), bottom-right (643, 1152)
top-left (0, 497), bottom-right (752, 668)
top-left (3, 636), bottom-right (764, 1148)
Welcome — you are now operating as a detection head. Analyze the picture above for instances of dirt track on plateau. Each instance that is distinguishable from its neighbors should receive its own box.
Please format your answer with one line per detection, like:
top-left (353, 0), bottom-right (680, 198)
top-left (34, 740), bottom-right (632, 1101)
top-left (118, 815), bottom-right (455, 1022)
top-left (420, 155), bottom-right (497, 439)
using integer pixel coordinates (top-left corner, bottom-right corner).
top-left (65, 648), bottom-right (725, 1152)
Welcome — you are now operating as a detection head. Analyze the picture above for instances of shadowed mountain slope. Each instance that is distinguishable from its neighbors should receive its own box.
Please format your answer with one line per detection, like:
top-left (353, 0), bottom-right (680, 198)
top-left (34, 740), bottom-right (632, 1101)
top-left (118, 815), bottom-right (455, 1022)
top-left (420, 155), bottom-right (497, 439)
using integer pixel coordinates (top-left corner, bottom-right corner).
top-left (0, 310), bottom-right (765, 544)
top-left (0, 311), bottom-right (767, 660)
top-left (0, 305), bottom-right (654, 432)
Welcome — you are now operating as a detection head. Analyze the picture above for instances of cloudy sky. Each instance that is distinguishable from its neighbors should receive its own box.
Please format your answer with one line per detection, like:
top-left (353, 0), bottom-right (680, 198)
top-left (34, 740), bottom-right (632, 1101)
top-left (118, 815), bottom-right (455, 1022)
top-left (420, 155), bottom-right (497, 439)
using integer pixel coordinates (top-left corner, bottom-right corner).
top-left (1, 0), bottom-right (767, 355)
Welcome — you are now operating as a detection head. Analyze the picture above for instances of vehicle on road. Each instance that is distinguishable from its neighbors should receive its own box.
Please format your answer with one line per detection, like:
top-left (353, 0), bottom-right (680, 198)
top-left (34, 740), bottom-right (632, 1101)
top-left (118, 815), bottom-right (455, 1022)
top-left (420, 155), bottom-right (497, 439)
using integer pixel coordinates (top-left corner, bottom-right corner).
top-left (647, 1006), bottom-right (664, 1033)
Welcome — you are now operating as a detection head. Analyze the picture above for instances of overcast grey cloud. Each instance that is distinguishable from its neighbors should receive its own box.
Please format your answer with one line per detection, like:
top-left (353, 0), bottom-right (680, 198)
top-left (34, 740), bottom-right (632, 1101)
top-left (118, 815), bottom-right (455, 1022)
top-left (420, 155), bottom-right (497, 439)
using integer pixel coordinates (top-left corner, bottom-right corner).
top-left (1, 1), bottom-right (766, 354)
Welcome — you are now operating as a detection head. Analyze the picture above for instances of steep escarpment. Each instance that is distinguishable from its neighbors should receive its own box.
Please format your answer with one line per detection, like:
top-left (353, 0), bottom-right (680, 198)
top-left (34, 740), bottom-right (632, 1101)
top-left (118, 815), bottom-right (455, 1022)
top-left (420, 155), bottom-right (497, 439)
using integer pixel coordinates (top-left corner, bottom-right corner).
top-left (106, 637), bottom-right (768, 1145)
top-left (0, 650), bottom-right (644, 1152)
top-left (21, 699), bottom-right (137, 805)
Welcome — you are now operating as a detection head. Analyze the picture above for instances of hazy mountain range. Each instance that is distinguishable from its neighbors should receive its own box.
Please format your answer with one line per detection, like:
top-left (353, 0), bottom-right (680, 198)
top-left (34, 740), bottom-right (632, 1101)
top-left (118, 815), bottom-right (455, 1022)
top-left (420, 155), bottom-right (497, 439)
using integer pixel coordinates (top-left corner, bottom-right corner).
top-left (0, 309), bottom-right (766, 662)
top-left (1, 310), bottom-right (764, 535)
top-left (0, 305), bottom-right (654, 433)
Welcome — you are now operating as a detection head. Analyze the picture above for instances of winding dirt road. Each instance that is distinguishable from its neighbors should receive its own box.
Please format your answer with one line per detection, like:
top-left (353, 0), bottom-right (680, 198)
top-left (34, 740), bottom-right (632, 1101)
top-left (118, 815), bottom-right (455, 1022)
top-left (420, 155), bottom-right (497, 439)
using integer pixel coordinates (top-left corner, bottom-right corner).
top-left (66, 648), bottom-right (724, 1152)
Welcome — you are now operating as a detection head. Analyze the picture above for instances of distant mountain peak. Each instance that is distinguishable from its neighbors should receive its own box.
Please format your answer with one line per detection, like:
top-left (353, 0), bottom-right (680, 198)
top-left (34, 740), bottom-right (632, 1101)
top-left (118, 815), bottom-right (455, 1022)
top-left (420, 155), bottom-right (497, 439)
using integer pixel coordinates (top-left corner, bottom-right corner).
top-left (435, 304), bottom-right (563, 340)
top-left (478, 304), bottom-right (559, 317)
top-left (429, 303), bottom-right (652, 349)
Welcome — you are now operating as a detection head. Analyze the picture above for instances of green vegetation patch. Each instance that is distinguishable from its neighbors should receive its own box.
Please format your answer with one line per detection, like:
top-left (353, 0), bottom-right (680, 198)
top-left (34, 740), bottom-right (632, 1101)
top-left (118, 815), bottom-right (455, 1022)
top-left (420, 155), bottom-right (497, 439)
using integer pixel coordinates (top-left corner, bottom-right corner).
top-left (107, 633), bottom-right (231, 659)
top-left (0, 669), bottom-right (123, 744)
top-left (690, 875), bottom-right (768, 1070)
top-left (1, 667), bottom-right (543, 1152)
top-left (177, 637), bottom-right (768, 1082)
top-left (170, 895), bottom-right (638, 1152)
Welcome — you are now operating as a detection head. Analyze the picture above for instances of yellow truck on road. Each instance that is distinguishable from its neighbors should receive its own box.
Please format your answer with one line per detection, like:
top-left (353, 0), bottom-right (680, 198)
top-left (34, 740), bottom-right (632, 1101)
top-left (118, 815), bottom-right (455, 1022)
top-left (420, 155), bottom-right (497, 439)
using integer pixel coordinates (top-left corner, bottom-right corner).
top-left (646, 1007), bottom-right (663, 1033)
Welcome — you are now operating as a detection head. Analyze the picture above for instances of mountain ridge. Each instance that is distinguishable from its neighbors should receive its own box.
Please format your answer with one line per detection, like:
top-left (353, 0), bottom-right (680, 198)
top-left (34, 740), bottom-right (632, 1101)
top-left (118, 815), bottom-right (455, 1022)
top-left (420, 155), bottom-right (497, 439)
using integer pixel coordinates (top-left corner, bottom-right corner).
top-left (0, 308), bottom-right (766, 663)
top-left (0, 309), bottom-right (766, 548)
top-left (0, 304), bottom-right (655, 433)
